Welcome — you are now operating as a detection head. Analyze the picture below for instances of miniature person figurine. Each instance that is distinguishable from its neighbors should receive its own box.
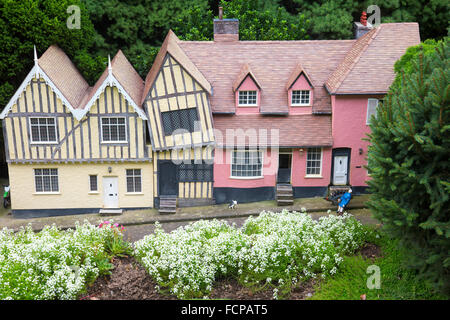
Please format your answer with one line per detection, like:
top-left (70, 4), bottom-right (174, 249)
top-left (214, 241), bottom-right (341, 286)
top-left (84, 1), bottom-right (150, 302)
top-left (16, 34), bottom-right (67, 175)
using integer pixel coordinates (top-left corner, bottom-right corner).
top-left (337, 188), bottom-right (352, 214)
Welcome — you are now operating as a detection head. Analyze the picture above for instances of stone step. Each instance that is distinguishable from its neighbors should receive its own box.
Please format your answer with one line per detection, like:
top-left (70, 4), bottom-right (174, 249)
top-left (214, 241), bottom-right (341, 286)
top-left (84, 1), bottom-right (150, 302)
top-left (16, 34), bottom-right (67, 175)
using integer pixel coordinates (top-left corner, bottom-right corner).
top-left (277, 194), bottom-right (294, 200)
top-left (277, 189), bottom-right (293, 196)
top-left (159, 208), bottom-right (177, 214)
top-left (99, 209), bottom-right (123, 216)
top-left (277, 199), bottom-right (294, 206)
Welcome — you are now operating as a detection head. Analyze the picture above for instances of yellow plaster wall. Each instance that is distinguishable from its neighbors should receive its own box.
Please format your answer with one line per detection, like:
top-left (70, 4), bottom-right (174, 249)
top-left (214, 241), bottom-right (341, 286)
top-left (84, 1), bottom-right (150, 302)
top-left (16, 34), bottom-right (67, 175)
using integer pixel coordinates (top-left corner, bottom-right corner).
top-left (8, 162), bottom-right (153, 210)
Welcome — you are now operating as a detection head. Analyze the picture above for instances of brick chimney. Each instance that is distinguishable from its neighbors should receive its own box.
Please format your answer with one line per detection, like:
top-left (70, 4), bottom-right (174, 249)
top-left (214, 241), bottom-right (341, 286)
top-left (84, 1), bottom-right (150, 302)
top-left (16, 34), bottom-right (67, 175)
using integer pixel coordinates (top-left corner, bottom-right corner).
top-left (214, 7), bottom-right (239, 42)
top-left (353, 11), bottom-right (373, 39)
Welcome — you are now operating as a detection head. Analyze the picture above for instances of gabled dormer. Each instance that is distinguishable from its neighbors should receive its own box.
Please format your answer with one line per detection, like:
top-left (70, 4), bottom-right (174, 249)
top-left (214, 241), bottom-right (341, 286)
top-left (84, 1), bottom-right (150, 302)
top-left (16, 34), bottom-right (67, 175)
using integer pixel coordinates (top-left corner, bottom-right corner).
top-left (286, 63), bottom-right (314, 114)
top-left (233, 64), bottom-right (261, 114)
top-left (142, 31), bottom-right (214, 151)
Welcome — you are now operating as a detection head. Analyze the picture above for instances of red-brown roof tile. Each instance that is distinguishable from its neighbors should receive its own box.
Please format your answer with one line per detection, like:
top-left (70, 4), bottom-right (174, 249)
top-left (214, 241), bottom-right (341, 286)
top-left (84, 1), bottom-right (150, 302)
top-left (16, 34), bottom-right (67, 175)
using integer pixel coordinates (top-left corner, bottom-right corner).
top-left (178, 40), bottom-right (354, 114)
top-left (38, 45), bottom-right (90, 109)
top-left (213, 114), bottom-right (332, 147)
top-left (326, 23), bottom-right (420, 94)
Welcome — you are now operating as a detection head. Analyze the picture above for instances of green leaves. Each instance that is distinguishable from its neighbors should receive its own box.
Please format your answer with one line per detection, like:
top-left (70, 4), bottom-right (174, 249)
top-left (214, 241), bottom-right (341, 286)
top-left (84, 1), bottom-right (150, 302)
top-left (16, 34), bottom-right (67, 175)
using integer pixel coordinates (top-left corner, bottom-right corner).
top-left (367, 38), bottom-right (450, 296)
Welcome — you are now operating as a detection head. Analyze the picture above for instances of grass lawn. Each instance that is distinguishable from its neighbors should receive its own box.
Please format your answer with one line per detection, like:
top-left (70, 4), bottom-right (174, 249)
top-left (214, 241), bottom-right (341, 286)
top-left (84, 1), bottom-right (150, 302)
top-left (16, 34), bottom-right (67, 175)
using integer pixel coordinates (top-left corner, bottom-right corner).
top-left (309, 230), bottom-right (446, 300)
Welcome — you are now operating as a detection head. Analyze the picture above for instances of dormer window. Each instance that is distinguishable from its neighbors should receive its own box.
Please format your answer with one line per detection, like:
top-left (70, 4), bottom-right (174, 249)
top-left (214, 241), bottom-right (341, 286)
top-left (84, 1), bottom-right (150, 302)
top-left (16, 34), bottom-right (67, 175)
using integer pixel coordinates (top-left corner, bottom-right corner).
top-left (238, 90), bottom-right (258, 106)
top-left (291, 90), bottom-right (310, 106)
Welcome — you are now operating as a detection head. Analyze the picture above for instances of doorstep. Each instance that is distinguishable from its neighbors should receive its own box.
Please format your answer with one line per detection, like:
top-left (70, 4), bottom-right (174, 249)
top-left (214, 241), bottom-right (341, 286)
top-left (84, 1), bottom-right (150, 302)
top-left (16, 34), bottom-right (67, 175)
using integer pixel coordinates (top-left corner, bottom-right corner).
top-left (99, 208), bottom-right (123, 216)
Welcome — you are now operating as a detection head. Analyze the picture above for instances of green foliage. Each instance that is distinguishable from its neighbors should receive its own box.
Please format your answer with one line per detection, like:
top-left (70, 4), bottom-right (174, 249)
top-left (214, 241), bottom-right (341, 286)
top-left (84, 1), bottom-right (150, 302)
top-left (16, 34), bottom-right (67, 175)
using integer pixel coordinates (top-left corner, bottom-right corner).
top-left (310, 232), bottom-right (446, 300)
top-left (222, 0), bottom-right (309, 40)
top-left (286, 0), bottom-right (448, 40)
top-left (173, 0), bottom-right (309, 42)
top-left (82, 0), bottom-right (211, 77)
top-left (361, 0), bottom-right (448, 41)
top-left (392, 39), bottom-right (443, 89)
top-left (366, 39), bottom-right (450, 295)
top-left (0, 0), bottom-right (99, 106)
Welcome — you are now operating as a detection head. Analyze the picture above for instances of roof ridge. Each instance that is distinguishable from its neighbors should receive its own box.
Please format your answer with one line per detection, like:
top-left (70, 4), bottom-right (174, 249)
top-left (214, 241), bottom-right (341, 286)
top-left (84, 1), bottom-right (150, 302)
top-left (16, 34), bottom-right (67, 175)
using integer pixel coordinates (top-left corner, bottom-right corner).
top-left (327, 26), bottom-right (381, 93)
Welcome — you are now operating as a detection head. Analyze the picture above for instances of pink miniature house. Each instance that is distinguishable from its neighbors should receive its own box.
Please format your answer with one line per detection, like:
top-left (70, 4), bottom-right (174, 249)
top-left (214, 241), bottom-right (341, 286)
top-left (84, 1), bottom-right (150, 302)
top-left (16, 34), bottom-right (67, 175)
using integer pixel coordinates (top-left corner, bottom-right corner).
top-left (0, 12), bottom-right (421, 217)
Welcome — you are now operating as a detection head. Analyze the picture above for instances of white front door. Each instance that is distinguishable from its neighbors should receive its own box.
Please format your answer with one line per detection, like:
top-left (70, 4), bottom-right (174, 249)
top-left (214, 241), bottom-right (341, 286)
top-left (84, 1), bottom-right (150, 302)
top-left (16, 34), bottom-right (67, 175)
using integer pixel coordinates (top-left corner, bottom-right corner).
top-left (103, 177), bottom-right (119, 208)
top-left (333, 156), bottom-right (348, 185)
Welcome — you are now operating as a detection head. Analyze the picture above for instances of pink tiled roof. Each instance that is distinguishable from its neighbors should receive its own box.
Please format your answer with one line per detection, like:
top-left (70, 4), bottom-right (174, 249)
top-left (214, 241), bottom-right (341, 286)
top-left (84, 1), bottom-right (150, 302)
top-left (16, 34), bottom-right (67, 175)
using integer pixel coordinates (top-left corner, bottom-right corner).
top-left (326, 23), bottom-right (420, 94)
top-left (179, 40), bottom-right (354, 114)
top-left (232, 63), bottom-right (262, 91)
top-left (213, 114), bottom-right (333, 147)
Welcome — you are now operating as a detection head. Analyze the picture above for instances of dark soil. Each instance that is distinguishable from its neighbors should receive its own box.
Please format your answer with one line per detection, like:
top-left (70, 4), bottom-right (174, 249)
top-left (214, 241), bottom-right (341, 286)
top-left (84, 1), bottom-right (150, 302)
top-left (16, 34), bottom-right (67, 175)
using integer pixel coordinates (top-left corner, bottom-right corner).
top-left (358, 242), bottom-right (382, 260)
top-left (79, 256), bottom-right (177, 300)
top-left (79, 256), bottom-right (315, 300)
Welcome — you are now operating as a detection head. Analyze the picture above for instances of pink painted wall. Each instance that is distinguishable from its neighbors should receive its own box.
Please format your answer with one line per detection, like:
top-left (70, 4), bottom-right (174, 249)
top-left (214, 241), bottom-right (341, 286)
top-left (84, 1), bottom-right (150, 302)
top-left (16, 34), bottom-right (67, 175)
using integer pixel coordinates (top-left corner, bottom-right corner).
top-left (289, 74), bottom-right (313, 115)
top-left (213, 148), bottom-right (277, 188)
top-left (332, 95), bottom-right (384, 186)
top-left (213, 147), bottom-right (332, 188)
top-left (291, 147), bottom-right (332, 187)
top-left (235, 75), bottom-right (260, 114)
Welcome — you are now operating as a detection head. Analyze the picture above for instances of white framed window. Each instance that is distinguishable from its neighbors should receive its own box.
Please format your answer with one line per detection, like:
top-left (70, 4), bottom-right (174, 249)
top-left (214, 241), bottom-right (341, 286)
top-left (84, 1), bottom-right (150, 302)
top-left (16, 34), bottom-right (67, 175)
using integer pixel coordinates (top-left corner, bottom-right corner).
top-left (231, 149), bottom-right (263, 178)
top-left (291, 90), bottom-right (310, 106)
top-left (101, 117), bottom-right (127, 142)
top-left (366, 99), bottom-right (379, 124)
top-left (126, 169), bottom-right (142, 193)
top-left (89, 175), bottom-right (98, 192)
top-left (29, 117), bottom-right (57, 143)
top-left (306, 148), bottom-right (322, 176)
top-left (238, 90), bottom-right (258, 106)
top-left (34, 168), bottom-right (59, 193)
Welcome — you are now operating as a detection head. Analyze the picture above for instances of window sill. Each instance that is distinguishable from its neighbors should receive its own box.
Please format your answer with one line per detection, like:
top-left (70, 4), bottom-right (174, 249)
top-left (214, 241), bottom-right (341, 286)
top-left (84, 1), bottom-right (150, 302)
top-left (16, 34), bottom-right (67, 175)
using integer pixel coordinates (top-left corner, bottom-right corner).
top-left (88, 191), bottom-right (99, 195)
top-left (33, 192), bottom-right (60, 195)
top-left (229, 176), bottom-right (264, 180)
top-left (125, 192), bottom-right (144, 196)
top-left (30, 142), bottom-right (58, 145)
top-left (291, 104), bottom-right (311, 107)
top-left (101, 141), bottom-right (128, 144)
top-left (304, 175), bottom-right (323, 179)
top-left (237, 104), bottom-right (259, 107)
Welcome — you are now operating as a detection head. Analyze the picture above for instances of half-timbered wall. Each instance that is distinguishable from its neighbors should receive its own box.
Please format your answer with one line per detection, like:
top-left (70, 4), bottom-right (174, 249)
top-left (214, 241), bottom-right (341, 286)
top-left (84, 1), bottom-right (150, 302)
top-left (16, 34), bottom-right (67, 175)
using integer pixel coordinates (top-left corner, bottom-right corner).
top-left (3, 78), bottom-right (151, 163)
top-left (145, 54), bottom-right (214, 151)
top-left (153, 147), bottom-right (214, 199)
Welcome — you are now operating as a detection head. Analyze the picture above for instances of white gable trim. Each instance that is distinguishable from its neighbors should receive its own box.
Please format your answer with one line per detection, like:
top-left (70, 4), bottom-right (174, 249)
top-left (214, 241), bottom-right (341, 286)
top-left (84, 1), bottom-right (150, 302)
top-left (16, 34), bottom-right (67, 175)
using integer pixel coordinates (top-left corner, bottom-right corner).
top-left (0, 65), bottom-right (83, 120)
top-left (80, 73), bottom-right (148, 120)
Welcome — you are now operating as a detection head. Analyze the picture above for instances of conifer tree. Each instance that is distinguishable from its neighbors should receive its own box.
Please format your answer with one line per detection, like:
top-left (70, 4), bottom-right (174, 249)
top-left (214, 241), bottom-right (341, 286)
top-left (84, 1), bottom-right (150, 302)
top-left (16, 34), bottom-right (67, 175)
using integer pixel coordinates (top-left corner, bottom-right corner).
top-left (367, 39), bottom-right (449, 295)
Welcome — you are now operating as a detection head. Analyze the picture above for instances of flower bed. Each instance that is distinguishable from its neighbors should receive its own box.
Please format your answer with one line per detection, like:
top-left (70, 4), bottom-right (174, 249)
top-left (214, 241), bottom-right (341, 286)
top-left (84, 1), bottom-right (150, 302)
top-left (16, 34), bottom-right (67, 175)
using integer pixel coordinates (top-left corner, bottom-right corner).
top-left (0, 221), bottom-right (129, 300)
top-left (134, 210), bottom-right (373, 299)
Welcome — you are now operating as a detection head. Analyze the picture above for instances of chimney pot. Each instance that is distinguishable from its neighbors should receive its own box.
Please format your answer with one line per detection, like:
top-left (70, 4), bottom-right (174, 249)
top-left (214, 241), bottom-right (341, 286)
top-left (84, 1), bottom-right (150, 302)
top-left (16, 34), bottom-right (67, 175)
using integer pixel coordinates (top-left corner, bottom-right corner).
top-left (353, 11), bottom-right (373, 39)
top-left (360, 11), bottom-right (367, 26)
top-left (219, 6), bottom-right (223, 20)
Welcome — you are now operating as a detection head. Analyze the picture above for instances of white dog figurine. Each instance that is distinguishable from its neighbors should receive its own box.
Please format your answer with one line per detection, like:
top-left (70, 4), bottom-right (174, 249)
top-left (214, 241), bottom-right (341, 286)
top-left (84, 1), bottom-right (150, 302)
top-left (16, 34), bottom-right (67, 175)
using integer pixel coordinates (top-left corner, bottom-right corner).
top-left (228, 200), bottom-right (237, 209)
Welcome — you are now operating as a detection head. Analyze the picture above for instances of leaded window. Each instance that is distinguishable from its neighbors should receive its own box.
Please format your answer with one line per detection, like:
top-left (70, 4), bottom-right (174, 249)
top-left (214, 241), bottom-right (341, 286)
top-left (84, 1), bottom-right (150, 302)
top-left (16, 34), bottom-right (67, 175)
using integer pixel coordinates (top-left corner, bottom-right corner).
top-left (161, 107), bottom-right (199, 136)
top-left (89, 175), bottom-right (98, 192)
top-left (178, 163), bottom-right (213, 182)
top-left (126, 169), bottom-right (142, 193)
top-left (30, 118), bottom-right (57, 143)
top-left (306, 148), bottom-right (322, 175)
top-left (101, 117), bottom-right (127, 142)
top-left (291, 90), bottom-right (310, 105)
top-left (34, 168), bottom-right (59, 193)
top-left (238, 91), bottom-right (258, 105)
top-left (231, 149), bottom-right (263, 178)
